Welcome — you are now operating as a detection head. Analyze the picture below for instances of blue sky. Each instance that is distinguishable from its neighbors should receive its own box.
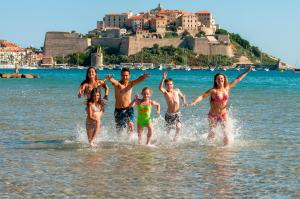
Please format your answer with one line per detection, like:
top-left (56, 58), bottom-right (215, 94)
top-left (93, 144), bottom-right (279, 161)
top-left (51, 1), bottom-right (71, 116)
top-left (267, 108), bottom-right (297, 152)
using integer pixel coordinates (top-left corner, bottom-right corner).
top-left (1, 0), bottom-right (300, 68)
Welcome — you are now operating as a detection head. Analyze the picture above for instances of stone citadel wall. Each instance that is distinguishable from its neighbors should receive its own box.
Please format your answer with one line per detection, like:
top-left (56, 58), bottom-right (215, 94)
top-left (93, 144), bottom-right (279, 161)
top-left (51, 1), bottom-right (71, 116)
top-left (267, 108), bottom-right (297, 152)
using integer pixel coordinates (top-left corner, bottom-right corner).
top-left (44, 32), bottom-right (91, 57)
top-left (44, 32), bottom-right (233, 57)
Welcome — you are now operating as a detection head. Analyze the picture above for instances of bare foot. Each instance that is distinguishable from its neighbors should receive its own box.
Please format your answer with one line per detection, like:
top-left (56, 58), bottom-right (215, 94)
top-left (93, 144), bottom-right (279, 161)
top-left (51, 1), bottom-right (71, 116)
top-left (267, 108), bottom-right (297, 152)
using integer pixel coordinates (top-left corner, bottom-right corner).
top-left (90, 140), bottom-right (97, 147)
top-left (146, 144), bottom-right (157, 148)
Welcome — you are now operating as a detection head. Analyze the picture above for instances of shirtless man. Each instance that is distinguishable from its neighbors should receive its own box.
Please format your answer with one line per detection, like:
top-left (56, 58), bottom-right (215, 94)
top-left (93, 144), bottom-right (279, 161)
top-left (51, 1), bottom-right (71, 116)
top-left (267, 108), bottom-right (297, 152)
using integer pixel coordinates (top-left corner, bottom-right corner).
top-left (106, 67), bottom-right (149, 134)
top-left (159, 71), bottom-right (187, 141)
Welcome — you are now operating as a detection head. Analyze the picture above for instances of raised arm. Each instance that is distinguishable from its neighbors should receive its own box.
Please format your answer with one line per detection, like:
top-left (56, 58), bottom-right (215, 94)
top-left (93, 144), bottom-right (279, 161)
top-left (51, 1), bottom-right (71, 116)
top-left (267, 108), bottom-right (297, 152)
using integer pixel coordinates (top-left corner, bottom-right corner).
top-left (151, 100), bottom-right (160, 115)
top-left (130, 73), bottom-right (150, 87)
top-left (229, 65), bottom-right (253, 89)
top-left (178, 89), bottom-right (187, 107)
top-left (190, 89), bottom-right (212, 106)
top-left (98, 80), bottom-right (109, 99)
top-left (106, 75), bottom-right (120, 88)
top-left (159, 71), bottom-right (167, 94)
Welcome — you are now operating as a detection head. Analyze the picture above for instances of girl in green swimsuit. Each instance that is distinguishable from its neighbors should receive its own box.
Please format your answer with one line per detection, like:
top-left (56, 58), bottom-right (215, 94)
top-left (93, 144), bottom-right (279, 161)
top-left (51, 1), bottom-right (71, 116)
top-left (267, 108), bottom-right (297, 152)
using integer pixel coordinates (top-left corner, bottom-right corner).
top-left (129, 87), bottom-right (160, 145)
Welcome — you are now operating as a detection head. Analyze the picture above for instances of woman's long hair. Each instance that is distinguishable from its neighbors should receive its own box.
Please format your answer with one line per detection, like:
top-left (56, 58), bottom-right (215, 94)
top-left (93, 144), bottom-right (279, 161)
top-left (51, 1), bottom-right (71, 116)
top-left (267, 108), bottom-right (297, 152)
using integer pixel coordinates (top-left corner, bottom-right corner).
top-left (80, 67), bottom-right (98, 86)
top-left (87, 88), bottom-right (105, 111)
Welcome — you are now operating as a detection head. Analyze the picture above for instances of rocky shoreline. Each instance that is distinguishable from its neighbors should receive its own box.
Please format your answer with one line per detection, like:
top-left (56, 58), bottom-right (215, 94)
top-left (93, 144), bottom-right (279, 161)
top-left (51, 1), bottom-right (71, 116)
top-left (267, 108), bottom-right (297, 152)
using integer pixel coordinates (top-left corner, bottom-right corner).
top-left (0, 73), bottom-right (39, 78)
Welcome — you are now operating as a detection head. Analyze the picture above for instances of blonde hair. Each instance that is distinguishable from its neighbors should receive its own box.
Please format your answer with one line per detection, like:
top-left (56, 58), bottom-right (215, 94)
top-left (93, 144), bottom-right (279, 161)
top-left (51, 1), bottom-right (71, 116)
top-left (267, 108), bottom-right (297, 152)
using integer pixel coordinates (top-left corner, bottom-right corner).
top-left (141, 87), bottom-right (153, 95)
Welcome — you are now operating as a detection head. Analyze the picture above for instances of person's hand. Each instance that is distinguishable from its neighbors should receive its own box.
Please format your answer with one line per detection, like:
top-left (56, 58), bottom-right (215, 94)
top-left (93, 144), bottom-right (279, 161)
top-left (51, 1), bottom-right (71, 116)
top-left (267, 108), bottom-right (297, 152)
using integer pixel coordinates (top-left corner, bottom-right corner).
top-left (156, 110), bottom-right (160, 115)
top-left (106, 74), bottom-right (113, 80)
top-left (247, 65), bottom-right (254, 72)
top-left (183, 102), bottom-right (188, 108)
top-left (162, 71), bottom-right (167, 79)
top-left (103, 95), bottom-right (108, 100)
top-left (134, 94), bottom-right (139, 102)
top-left (78, 93), bottom-right (82, 98)
top-left (190, 102), bottom-right (196, 107)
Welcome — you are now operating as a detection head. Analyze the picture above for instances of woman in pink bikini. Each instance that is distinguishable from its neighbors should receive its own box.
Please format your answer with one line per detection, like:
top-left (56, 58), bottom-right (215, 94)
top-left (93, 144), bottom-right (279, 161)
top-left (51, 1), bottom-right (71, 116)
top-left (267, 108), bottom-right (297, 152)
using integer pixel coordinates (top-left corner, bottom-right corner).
top-left (191, 66), bottom-right (253, 145)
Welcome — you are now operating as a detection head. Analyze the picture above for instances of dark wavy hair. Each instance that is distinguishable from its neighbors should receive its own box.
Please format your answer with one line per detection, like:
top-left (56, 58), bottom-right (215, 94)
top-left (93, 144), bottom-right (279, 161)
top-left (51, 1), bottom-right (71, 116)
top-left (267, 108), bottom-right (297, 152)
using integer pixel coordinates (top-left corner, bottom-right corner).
top-left (213, 73), bottom-right (228, 88)
top-left (87, 88), bottom-right (105, 112)
top-left (80, 67), bottom-right (98, 86)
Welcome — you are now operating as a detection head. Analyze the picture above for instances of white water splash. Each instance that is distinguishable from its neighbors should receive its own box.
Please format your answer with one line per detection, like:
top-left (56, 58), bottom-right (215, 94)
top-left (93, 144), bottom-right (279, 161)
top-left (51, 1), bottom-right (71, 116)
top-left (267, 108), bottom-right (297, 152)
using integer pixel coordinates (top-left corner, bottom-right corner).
top-left (74, 107), bottom-right (244, 148)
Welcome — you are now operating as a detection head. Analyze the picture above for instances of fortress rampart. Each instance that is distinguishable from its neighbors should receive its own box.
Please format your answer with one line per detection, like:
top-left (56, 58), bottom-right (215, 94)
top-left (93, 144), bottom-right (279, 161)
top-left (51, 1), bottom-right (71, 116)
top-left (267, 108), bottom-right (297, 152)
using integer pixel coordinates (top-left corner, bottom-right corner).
top-left (44, 32), bottom-right (91, 57)
top-left (44, 32), bottom-right (233, 58)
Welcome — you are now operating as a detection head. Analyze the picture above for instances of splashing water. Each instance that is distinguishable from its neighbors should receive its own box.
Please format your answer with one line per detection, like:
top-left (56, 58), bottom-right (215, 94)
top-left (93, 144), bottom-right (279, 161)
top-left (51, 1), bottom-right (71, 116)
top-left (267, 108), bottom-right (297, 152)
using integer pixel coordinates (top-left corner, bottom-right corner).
top-left (74, 108), bottom-right (243, 148)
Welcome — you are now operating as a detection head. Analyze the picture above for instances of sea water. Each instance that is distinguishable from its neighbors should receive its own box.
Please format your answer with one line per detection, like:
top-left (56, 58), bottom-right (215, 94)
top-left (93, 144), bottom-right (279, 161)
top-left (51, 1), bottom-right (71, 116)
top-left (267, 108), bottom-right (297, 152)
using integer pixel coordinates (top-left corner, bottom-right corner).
top-left (0, 68), bottom-right (299, 198)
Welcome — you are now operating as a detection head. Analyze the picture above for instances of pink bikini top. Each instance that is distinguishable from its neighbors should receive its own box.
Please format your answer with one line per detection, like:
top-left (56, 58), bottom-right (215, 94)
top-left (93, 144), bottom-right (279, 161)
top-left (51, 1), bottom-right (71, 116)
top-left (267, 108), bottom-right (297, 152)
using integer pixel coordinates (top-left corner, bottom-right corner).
top-left (211, 90), bottom-right (229, 103)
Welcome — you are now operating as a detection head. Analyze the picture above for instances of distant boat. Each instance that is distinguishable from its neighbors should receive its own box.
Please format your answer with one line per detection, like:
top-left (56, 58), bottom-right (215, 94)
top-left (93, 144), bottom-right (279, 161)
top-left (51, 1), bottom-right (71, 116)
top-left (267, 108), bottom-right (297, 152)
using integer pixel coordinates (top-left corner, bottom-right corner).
top-left (185, 66), bottom-right (191, 71)
top-left (220, 67), bottom-right (227, 71)
top-left (158, 64), bottom-right (163, 70)
top-left (235, 66), bottom-right (240, 71)
top-left (76, 66), bottom-right (85, 69)
top-left (141, 66), bottom-right (147, 71)
top-left (209, 67), bottom-right (215, 71)
top-left (264, 68), bottom-right (269, 71)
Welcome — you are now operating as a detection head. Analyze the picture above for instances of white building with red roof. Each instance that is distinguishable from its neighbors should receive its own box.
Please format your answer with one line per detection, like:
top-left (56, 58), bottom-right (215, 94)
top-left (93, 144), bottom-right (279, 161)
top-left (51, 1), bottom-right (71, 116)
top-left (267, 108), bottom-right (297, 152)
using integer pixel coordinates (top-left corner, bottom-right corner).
top-left (0, 40), bottom-right (26, 65)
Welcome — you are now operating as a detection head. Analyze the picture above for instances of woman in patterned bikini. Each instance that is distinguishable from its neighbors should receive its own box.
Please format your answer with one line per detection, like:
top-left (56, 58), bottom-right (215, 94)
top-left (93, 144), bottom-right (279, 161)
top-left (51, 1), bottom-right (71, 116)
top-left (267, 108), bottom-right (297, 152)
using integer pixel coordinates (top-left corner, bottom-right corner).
top-left (191, 66), bottom-right (253, 145)
top-left (78, 66), bottom-right (109, 100)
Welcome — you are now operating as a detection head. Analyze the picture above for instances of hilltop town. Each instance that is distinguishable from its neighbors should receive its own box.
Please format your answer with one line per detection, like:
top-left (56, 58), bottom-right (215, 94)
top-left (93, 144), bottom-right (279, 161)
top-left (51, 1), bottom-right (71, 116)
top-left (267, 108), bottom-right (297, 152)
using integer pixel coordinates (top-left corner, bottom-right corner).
top-left (42, 4), bottom-right (235, 67)
top-left (0, 4), bottom-right (295, 70)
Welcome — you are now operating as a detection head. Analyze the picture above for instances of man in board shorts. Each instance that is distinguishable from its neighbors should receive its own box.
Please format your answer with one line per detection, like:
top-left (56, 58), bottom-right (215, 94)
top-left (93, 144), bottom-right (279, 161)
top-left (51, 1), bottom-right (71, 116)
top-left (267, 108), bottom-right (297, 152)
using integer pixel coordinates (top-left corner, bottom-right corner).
top-left (106, 68), bottom-right (149, 135)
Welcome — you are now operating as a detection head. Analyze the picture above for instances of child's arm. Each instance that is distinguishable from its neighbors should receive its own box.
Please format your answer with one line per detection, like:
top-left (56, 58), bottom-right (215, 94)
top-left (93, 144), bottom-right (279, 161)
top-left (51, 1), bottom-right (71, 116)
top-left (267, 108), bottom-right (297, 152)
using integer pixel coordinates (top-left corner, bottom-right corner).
top-left (190, 89), bottom-right (212, 106)
top-left (178, 89), bottom-right (188, 107)
top-left (159, 71), bottom-right (167, 94)
top-left (128, 95), bottom-right (139, 108)
top-left (228, 65), bottom-right (253, 89)
top-left (151, 100), bottom-right (160, 115)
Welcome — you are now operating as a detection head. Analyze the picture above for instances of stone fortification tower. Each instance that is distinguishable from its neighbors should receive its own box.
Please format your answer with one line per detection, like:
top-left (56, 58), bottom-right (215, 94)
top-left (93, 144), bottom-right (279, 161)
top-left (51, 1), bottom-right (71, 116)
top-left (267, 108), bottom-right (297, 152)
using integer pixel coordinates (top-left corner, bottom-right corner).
top-left (91, 47), bottom-right (103, 67)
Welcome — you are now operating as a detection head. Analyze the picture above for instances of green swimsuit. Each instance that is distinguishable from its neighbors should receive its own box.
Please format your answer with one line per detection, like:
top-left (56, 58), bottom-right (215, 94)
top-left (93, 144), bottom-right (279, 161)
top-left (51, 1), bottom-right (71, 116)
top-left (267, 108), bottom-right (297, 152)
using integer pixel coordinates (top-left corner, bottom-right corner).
top-left (137, 104), bottom-right (152, 127)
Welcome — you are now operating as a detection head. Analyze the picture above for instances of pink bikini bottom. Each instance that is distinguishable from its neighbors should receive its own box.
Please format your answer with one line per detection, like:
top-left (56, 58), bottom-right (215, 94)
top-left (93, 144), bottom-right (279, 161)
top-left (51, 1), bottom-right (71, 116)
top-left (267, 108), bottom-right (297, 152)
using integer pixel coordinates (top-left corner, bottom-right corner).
top-left (208, 112), bottom-right (228, 122)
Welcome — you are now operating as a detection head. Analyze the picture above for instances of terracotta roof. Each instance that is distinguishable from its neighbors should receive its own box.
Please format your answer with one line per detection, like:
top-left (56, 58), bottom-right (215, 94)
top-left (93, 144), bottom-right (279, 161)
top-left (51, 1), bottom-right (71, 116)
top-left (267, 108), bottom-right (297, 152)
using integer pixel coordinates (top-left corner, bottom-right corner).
top-left (181, 11), bottom-right (194, 15)
top-left (0, 40), bottom-right (24, 52)
top-left (195, 10), bottom-right (211, 14)
top-left (159, 9), bottom-right (182, 13)
top-left (37, 53), bottom-right (44, 59)
top-left (129, 16), bottom-right (144, 20)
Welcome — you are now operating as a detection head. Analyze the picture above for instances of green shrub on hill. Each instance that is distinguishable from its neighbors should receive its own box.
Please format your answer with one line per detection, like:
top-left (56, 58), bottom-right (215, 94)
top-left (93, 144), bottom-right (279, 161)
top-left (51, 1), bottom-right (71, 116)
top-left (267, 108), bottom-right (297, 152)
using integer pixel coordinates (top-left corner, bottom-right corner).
top-left (216, 28), bottom-right (277, 65)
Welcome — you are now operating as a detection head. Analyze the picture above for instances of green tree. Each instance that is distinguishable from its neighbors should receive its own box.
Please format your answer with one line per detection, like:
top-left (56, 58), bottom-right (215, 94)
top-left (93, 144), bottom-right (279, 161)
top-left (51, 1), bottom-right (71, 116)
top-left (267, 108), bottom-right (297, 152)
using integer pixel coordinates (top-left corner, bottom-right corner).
top-left (196, 31), bottom-right (206, 37)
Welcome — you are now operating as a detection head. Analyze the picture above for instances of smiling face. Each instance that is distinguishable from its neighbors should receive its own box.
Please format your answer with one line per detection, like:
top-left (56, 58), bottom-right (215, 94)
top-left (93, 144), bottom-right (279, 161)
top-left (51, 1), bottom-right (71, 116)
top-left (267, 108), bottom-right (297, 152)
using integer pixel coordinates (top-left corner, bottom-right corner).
top-left (88, 68), bottom-right (97, 80)
top-left (141, 88), bottom-right (152, 100)
top-left (121, 71), bottom-right (130, 83)
top-left (93, 91), bottom-right (100, 102)
top-left (215, 74), bottom-right (225, 87)
top-left (164, 79), bottom-right (174, 91)
top-left (213, 73), bottom-right (227, 88)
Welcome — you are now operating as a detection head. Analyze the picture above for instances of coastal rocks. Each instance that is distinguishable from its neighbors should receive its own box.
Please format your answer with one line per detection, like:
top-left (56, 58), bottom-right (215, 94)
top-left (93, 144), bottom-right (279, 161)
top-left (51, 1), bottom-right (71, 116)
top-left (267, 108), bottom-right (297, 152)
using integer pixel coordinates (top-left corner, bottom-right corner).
top-left (0, 73), bottom-right (39, 79)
